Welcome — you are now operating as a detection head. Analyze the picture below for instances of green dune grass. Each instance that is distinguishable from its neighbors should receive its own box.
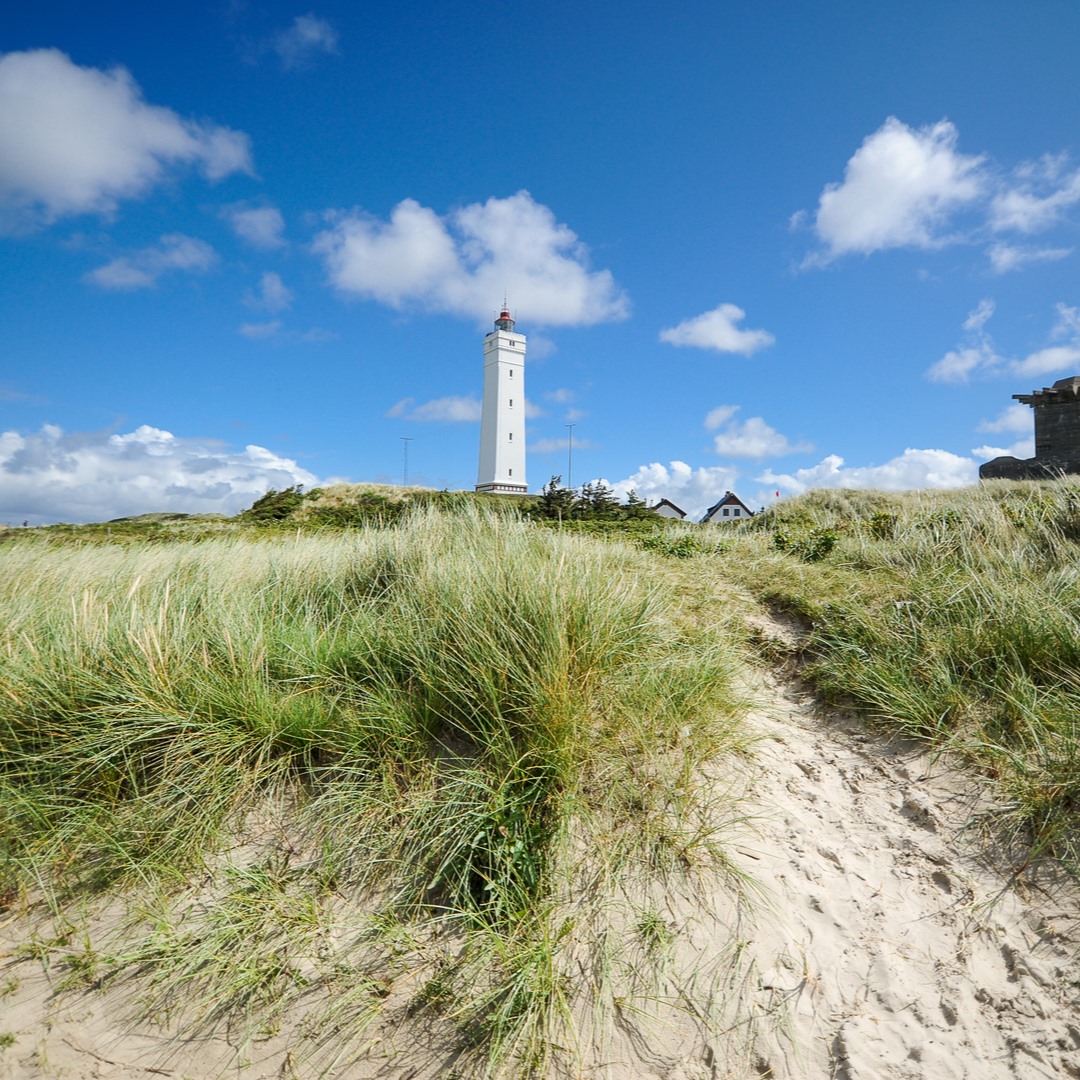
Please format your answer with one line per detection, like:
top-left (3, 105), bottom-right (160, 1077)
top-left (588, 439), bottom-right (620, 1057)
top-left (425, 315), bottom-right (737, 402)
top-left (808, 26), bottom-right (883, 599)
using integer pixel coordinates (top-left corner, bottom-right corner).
top-left (0, 505), bottom-right (749, 1075)
top-left (721, 478), bottom-right (1080, 870)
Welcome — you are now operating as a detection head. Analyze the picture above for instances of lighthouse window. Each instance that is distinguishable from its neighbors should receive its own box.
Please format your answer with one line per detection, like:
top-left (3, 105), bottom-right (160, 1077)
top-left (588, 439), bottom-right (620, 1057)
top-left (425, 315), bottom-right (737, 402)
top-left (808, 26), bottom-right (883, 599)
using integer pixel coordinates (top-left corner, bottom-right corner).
top-left (509, 432), bottom-right (513, 441)
top-left (509, 469), bottom-right (513, 476)
top-left (509, 399), bottom-right (513, 407)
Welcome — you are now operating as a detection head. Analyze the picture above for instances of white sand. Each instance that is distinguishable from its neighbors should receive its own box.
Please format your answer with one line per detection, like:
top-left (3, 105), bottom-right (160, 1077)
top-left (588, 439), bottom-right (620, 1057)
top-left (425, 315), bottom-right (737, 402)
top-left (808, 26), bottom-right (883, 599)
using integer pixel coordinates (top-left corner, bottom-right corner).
top-left (3, 609), bottom-right (1079, 1078)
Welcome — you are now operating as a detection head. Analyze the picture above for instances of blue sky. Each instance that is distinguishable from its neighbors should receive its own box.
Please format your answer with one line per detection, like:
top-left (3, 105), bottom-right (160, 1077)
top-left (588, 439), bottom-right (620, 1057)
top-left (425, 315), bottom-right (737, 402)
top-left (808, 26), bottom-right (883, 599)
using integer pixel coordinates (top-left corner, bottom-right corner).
top-left (3, 1), bottom-right (1079, 524)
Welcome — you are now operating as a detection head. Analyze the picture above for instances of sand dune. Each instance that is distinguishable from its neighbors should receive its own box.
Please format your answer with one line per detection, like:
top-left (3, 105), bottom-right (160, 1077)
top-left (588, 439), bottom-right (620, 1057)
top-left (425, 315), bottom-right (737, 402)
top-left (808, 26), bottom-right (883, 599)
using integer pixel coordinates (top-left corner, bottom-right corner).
top-left (3, 610), bottom-right (1079, 1078)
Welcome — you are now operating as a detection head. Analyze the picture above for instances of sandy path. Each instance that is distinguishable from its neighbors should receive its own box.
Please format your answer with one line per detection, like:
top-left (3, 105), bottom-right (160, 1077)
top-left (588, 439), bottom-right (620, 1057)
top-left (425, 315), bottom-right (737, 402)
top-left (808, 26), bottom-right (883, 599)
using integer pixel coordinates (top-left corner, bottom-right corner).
top-left (718, 615), bottom-right (1080, 1079)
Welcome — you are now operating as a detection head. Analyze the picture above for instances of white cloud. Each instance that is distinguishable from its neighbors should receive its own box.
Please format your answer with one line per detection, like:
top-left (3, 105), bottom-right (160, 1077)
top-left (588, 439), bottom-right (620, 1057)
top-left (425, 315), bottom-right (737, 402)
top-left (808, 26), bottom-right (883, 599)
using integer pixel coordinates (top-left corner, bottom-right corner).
top-left (705, 405), bottom-right (813, 458)
top-left (238, 320), bottom-right (335, 344)
top-left (1011, 303), bottom-right (1080, 378)
top-left (808, 117), bottom-right (984, 262)
top-left (239, 320), bottom-right (283, 339)
top-left (527, 334), bottom-right (557, 360)
top-left (224, 204), bottom-right (286, 249)
top-left (759, 448), bottom-right (979, 495)
top-left (84, 233), bottom-right (218, 290)
top-left (545, 388), bottom-right (574, 405)
top-left (930, 300), bottom-right (1080, 383)
top-left (606, 460), bottom-right (740, 521)
top-left (530, 436), bottom-right (595, 454)
top-left (659, 303), bottom-right (775, 356)
top-left (386, 396), bottom-right (482, 422)
top-left (977, 403), bottom-right (1031, 434)
top-left (1011, 345), bottom-right (1080, 378)
top-left (0, 423), bottom-right (317, 525)
top-left (703, 405), bottom-right (738, 429)
top-left (926, 299), bottom-right (1002, 383)
top-left (928, 348), bottom-right (992, 383)
top-left (0, 49), bottom-right (252, 229)
top-left (273, 14), bottom-right (340, 69)
top-left (245, 271), bottom-right (293, 312)
top-left (990, 155), bottom-right (1080, 234)
top-left (972, 437), bottom-right (1035, 462)
top-left (964, 298), bottom-right (996, 333)
top-left (312, 191), bottom-right (629, 327)
top-left (988, 242), bottom-right (1071, 274)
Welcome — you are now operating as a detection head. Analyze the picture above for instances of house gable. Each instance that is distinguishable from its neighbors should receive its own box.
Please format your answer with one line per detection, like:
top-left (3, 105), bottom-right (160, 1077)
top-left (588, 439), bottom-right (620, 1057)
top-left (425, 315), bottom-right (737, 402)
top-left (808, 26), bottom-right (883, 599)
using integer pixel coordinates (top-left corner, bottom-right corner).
top-left (701, 491), bottom-right (754, 524)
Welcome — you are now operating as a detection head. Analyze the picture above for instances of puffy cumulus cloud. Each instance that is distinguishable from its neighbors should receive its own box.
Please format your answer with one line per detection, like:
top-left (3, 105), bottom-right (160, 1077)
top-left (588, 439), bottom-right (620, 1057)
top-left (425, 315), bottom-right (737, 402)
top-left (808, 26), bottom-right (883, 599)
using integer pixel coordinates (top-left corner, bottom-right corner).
top-left (312, 191), bottom-right (629, 327)
top-left (705, 405), bottom-right (813, 458)
top-left (386, 396), bottom-right (482, 422)
top-left (0, 423), bottom-right (317, 525)
top-left (988, 243), bottom-right (1071, 274)
top-left (273, 14), bottom-right (340, 70)
top-left (606, 461), bottom-right (740, 521)
top-left (245, 271), bottom-right (293, 312)
top-left (0, 49), bottom-right (252, 230)
top-left (759, 449), bottom-right (978, 496)
top-left (224, 203), bottom-right (286, 249)
top-left (990, 155), bottom-right (1080, 235)
top-left (659, 303), bottom-right (774, 356)
top-left (84, 233), bottom-right (218, 290)
top-left (926, 299), bottom-right (1002, 383)
top-left (807, 117), bottom-right (984, 263)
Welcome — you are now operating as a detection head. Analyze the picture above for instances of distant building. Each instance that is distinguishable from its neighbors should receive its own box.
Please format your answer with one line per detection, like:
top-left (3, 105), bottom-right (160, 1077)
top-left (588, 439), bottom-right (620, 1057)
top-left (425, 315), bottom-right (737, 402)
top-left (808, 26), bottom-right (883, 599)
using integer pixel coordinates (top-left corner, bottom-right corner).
top-left (701, 491), bottom-right (754, 524)
top-left (980, 376), bottom-right (1080, 480)
top-left (651, 498), bottom-right (687, 519)
top-left (476, 308), bottom-right (527, 494)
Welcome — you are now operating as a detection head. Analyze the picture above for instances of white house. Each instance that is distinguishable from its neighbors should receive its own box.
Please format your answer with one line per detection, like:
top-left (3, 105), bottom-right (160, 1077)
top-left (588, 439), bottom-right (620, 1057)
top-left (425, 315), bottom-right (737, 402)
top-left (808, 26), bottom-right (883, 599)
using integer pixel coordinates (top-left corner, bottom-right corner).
top-left (701, 491), bottom-right (754, 524)
top-left (651, 498), bottom-right (687, 519)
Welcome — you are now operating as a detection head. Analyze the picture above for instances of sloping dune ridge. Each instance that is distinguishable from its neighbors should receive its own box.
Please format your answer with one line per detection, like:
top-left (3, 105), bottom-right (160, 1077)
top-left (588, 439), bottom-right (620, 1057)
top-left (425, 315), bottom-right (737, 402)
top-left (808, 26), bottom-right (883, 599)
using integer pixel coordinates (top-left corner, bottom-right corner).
top-left (2, 609), bottom-right (1079, 1079)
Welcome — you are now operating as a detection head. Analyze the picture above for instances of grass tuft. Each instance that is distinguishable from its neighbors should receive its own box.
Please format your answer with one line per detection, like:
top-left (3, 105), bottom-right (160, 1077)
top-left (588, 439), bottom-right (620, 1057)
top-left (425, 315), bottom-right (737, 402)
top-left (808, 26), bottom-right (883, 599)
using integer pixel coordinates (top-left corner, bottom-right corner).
top-left (0, 504), bottom-right (749, 1075)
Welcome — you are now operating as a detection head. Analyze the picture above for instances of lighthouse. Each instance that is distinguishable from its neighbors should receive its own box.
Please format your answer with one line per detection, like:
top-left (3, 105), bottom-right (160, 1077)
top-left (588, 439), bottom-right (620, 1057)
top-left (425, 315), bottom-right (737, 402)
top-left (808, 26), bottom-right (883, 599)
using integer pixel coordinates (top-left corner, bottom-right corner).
top-left (475, 308), bottom-right (527, 494)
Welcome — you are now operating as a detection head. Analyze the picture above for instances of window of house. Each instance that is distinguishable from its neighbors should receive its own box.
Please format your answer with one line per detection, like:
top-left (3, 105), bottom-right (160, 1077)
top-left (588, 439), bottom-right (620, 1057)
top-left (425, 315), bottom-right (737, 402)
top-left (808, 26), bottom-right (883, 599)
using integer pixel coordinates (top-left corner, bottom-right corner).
top-left (722, 508), bottom-right (730, 517)
top-left (733, 508), bottom-right (741, 516)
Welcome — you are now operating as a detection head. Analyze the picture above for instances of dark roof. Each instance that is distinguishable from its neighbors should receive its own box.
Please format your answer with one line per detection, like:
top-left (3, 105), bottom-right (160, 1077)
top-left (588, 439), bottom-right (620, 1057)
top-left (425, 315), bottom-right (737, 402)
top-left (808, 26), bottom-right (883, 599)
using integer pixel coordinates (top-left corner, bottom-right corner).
top-left (652, 498), bottom-right (687, 517)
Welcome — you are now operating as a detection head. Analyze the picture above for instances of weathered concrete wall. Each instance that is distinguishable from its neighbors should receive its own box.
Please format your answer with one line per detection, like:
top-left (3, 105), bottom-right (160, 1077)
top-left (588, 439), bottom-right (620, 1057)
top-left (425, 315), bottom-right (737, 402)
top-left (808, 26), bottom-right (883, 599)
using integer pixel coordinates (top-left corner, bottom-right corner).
top-left (978, 376), bottom-right (1080, 480)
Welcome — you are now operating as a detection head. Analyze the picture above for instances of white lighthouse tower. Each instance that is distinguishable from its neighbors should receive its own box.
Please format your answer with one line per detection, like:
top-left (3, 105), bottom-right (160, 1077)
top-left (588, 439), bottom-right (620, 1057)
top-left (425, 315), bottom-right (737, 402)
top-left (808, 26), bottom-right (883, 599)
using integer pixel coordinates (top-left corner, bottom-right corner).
top-left (475, 307), bottom-right (527, 494)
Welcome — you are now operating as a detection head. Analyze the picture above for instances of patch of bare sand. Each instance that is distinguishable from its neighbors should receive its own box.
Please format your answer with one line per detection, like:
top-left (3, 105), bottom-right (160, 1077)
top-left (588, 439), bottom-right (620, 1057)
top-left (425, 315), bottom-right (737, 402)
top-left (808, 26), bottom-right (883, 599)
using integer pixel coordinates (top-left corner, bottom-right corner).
top-left (3, 610), bottom-right (1080, 1079)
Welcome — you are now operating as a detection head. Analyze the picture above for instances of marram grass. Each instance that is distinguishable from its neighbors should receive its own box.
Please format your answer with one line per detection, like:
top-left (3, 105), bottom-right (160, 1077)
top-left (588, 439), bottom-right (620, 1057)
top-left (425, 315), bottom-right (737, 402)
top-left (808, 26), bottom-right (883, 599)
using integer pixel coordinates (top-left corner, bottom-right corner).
top-left (721, 477), bottom-right (1080, 869)
top-left (0, 505), bottom-right (750, 1076)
